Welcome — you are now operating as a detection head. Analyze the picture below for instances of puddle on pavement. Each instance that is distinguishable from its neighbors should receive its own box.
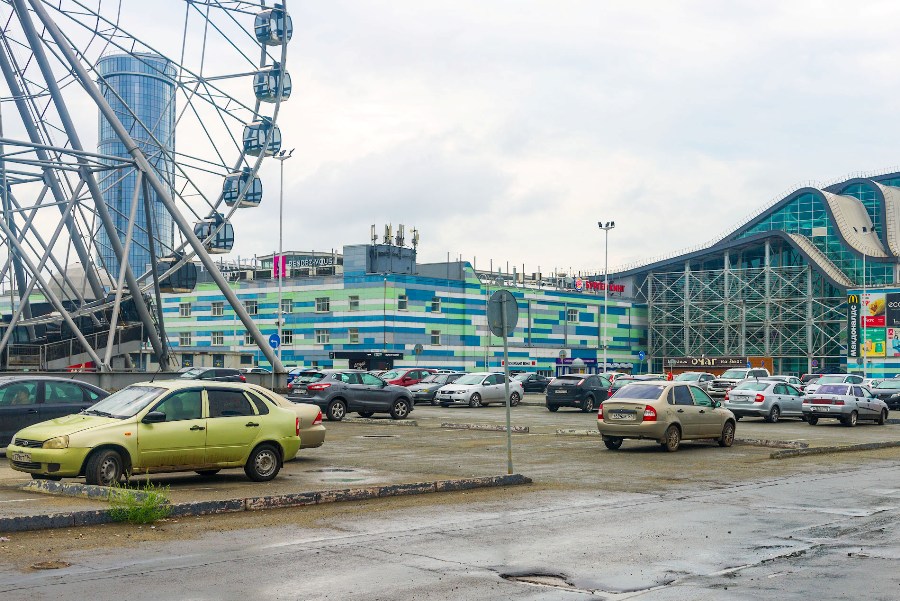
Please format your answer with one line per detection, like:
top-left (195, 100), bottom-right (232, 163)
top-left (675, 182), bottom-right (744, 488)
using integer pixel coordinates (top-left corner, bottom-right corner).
top-left (305, 466), bottom-right (381, 484)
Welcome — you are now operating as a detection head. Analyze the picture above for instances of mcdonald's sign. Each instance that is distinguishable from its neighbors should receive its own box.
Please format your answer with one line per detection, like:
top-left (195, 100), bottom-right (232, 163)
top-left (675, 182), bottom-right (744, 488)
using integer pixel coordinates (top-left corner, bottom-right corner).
top-left (847, 294), bottom-right (860, 358)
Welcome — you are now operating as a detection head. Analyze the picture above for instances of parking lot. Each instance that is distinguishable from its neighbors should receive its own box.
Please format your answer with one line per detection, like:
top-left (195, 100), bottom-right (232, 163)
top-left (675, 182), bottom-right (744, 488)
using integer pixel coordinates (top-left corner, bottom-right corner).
top-left (3, 393), bottom-right (899, 516)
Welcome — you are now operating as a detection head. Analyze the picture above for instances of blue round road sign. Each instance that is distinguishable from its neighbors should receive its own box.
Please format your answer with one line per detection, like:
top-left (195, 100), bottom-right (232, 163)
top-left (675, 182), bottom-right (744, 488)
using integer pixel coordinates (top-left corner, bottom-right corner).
top-left (268, 333), bottom-right (281, 349)
top-left (638, 350), bottom-right (646, 361)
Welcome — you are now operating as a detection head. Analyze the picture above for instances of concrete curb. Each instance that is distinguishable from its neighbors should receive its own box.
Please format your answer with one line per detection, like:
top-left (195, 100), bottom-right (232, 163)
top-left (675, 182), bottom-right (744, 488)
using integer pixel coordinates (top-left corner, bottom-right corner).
top-left (556, 429), bottom-right (600, 437)
top-left (734, 438), bottom-right (809, 449)
top-left (341, 418), bottom-right (418, 426)
top-left (441, 423), bottom-right (530, 434)
top-left (771, 440), bottom-right (900, 459)
top-left (0, 474), bottom-right (532, 533)
top-left (21, 479), bottom-right (152, 502)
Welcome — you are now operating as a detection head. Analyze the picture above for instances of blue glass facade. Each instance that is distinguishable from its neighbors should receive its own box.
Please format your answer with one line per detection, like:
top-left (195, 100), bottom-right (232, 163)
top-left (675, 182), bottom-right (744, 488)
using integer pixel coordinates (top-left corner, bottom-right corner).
top-left (96, 53), bottom-right (176, 279)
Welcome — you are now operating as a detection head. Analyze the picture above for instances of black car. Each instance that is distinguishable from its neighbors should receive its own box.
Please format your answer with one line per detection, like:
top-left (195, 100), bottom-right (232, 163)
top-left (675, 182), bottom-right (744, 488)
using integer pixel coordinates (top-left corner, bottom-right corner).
top-left (513, 373), bottom-right (551, 393)
top-left (0, 376), bottom-right (108, 447)
top-left (287, 369), bottom-right (414, 421)
top-left (545, 374), bottom-right (611, 412)
top-left (607, 374), bottom-right (666, 399)
top-left (407, 372), bottom-right (465, 404)
top-left (177, 367), bottom-right (246, 382)
top-left (870, 379), bottom-right (900, 410)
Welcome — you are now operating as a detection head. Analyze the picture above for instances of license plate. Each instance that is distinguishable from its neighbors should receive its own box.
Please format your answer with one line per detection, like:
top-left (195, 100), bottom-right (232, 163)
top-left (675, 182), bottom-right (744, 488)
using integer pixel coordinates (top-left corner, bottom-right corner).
top-left (555, 390), bottom-right (566, 394)
top-left (609, 412), bottom-right (634, 420)
top-left (11, 452), bottom-right (31, 462)
top-left (812, 406), bottom-right (829, 412)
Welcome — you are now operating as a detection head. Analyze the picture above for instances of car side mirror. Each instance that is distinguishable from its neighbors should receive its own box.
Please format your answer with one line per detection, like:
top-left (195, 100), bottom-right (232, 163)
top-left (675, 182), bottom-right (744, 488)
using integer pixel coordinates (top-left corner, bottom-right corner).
top-left (142, 411), bottom-right (166, 424)
top-left (713, 401), bottom-right (721, 409)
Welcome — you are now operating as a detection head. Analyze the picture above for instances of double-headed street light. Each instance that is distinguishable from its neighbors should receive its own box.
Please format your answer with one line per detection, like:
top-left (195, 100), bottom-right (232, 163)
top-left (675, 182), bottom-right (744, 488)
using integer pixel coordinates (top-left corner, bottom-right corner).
top-left (598, 220), bottom-right (615, 374)
top-left (273, 148), bottom-right (294, 369)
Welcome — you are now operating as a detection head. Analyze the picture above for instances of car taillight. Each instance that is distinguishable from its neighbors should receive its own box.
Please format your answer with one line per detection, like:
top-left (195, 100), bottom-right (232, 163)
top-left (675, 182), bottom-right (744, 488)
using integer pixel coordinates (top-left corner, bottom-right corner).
top-left (832, 400), bottom-right (844, 405)
top-left (607, 389), bottom-right (614, 399)
top-left (755, 394), bottom-right (765, 403)
top-left (307, 383), bottom-right (331, 391)
top-left (313, 410), bottom-right (323, 425)
top-left (643, 405), bottom-right (657, 421)
top-left (577, 379), bottom-right (585, 386)
top-left (296, 417), bottom-right (300, 437)
top-left (239, 374), bottom-right (246, 382)
top-left (287, 382), bottom-right (293, 391)
top-left (724, 392), bottom-right (729, 401)
top-left (597, 404), bottom-right (603, 419)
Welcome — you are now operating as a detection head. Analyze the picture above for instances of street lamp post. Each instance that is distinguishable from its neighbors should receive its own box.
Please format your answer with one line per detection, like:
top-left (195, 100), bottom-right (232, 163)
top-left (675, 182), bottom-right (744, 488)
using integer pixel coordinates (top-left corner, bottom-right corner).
top-left (598, 220), bottom-right (615, 374)
top-left (274, 148), bottom-right (294, 371)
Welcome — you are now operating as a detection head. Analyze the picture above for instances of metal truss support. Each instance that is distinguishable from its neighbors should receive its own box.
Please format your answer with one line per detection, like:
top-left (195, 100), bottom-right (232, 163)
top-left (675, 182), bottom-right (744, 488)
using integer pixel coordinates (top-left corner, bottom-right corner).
top-left (31, 0), bottom-right (285, 373)
top-left (13, 0), bottom-right (170, 368)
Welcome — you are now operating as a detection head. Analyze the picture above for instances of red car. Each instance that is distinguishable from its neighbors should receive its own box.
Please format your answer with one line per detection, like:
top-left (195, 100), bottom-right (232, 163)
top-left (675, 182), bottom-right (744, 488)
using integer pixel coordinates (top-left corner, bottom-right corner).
top-left (379, 368), bottom-right (435, 387)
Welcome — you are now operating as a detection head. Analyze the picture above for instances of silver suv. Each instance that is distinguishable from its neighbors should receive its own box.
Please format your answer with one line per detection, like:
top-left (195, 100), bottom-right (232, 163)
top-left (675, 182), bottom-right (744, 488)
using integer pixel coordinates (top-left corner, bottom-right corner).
top-left (707, 367), bottom-right (771, 398)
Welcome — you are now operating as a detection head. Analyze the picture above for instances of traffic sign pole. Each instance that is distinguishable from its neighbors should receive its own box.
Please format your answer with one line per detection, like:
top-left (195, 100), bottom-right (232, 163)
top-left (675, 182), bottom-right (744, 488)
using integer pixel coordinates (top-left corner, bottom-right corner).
top-left (502, 294), bottom-right (513, 475)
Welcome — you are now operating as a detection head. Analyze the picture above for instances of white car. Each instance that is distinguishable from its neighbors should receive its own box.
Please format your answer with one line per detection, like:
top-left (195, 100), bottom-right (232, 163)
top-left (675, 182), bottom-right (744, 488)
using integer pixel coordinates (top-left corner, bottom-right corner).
top-left (804, 374), bottom-right (865, 395)
top-left (436, 372), bottom-right (524, 407)
top-left (802, 383), bottom-right (889, 427)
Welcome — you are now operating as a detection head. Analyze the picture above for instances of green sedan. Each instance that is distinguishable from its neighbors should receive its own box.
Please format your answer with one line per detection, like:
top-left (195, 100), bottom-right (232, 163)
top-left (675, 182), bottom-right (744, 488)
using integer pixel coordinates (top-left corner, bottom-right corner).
top-left (6, 380), bottom-right (301, 485)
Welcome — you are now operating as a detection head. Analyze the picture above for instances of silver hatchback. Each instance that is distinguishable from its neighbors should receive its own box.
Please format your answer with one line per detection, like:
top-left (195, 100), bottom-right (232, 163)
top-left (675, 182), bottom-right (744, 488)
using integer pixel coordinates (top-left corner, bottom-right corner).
top-left (723, 379), bottom-right (805, 422)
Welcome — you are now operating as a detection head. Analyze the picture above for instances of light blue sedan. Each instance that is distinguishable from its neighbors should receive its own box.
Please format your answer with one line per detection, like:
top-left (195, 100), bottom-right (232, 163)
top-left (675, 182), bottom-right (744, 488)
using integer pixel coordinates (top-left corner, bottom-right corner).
top-left (723, 379), bottom-right (805, 422)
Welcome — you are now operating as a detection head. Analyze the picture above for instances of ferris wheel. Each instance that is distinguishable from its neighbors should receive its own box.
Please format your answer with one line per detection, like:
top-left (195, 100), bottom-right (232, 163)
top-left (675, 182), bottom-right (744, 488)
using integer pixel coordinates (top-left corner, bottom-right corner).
top-left (0, 0), bottom-right (292, 372)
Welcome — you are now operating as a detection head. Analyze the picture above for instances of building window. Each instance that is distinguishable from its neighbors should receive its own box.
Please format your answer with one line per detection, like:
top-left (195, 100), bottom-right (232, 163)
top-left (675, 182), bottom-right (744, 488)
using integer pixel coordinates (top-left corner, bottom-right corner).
top-left (567, 308), bottom-right (579, 323)
top-left (244, 300), bottom-right (258, 315)
top-left (281, 299), bottom-right (293, 314)
top-left (349, 328), bottom-right (359, 344)
top-left (431, 330), bottom-right (441, 345)
top-left (179, 302), bottom-right (191, 317)
top-left (431, 297), bottom-right (441, 313)
top-left (211, 331), bottom-right (224, 346)
top-left (179, 332), bottom-right (192, 346)
top-left (349, 295), bottom-right (360, 311)
top-left (398, 295), bottom-right (408, 310)
top-left (283, 330), bottom-right (293, 345)
top-left (315, 297), bottom-right (330, 312)
top-left (211, 301), bottom-right (224, 316)
top-left (315, 329), bottom-right (329, 344)
top-left (244, 331), bottom-right (254, 345)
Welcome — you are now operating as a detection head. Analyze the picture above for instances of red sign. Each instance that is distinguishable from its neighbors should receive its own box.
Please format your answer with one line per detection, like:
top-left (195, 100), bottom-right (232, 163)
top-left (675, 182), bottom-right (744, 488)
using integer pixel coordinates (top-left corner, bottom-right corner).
top-left (272, 254), bottom-right (287, 278)
top-left (583, 281), bottom-right (625, 293)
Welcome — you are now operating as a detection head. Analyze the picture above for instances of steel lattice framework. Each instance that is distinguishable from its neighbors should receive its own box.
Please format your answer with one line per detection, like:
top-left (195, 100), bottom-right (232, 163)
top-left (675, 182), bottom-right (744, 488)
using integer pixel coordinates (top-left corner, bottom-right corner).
top-left (643, 242), bottom-right (845, 375)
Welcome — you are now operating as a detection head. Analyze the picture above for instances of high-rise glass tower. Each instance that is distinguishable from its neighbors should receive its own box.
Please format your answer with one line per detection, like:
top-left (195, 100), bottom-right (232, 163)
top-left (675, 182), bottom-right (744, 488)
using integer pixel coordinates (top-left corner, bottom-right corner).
top-left (96, 53), bottom-right (176, 280)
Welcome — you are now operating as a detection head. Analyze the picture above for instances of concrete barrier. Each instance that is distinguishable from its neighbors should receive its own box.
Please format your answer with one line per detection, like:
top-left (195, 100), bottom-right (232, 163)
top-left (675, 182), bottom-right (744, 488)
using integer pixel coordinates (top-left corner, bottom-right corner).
top-left (22, 479), bottom-right (153, 501)
top-left (0, 474), bottom-right (532, 533)
top-left (441, 423), bottom-right (530, 434)
top-left (555, 429), bottom-right (600, 437)
top-left (341, 418), bottom-right (419, 426)
top-left (771, 440), bottom-right (900, 459)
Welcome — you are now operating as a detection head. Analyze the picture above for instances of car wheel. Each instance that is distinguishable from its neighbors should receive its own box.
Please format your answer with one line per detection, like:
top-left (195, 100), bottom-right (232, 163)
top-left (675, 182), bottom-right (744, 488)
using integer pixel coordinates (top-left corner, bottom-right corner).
top-left (390, 398), bottom-right (411, 419)
top-left (327, 399), bottom-right (347, 421)
top-left (718, 421), bottom-right (735, 447)
top-left (581, 395), bottom-right (595, 413)
top-left (844, 410), bottom-right (858, 427)
top-left (509, 392), bottom-right (521, 407)
top-left (603, 437), bottom-right (623, 450)
top-left (244, 443), bottom-right (281, 482)
top-left (430, 398), bottom-right (439, 406)
top-left (547, 405), bottom-right (559, 412)
top-left (807, 416), bottom-right (818, 425)
top-left (358, 411), bottom-right (375, 418)
top-left (30, 474), bottom-right (62, 481)
top-left (661, 425), bottom-right (681, 452)
top-left (84, 449), bottom-right (124, 486)
top-left (469, 393), bottom-right (482, 408)
top-left (877, 409), bottom-right (888, 425)
top-left (195, 470), bottom-right (220, 477)
top-left (765, 405), bottom-right (780, 423)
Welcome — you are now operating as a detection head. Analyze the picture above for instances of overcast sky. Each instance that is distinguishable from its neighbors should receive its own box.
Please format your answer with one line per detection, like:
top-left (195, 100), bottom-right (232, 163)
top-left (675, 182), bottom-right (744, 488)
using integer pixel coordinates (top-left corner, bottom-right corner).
top-left (13, 1), bottom-right (900, 279)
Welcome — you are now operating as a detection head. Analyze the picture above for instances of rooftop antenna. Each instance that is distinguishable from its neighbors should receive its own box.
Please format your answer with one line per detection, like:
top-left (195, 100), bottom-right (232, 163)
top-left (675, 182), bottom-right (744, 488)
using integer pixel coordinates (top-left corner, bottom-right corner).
top-left (396, 223), bottom-right (405, 247)
top-left (370, 224), bottom-right (377, 245)
top-left (384, 224), bottom-right (393, 245)
top-left (411, 228), bottom-right (420, 250)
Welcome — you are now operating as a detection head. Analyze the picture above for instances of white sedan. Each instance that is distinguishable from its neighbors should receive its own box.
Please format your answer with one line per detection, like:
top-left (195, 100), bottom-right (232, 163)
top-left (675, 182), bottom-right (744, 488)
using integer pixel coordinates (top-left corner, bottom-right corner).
top-left (802, 383), bottom-right (889, 427)
top-left (436, 372), bottom-right (524, 407)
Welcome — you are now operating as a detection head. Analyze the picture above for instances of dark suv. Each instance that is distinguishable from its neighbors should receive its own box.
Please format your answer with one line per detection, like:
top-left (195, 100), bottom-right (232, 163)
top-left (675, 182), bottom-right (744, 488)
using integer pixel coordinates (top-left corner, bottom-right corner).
top-left (546, 374), bottom-right (611, 412)
top-left (287, 369), bottom-right (414, 421)
top-left (177, 367), bottom-right (246, 382)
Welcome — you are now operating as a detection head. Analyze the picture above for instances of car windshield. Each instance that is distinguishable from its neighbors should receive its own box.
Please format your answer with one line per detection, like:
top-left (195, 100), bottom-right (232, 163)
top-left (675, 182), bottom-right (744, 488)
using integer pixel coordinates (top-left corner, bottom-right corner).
top-left (178, 368), bottom-right (204, 379)
top-left (816, 384), bottom-right (849, 395)
top-left (816, 375), bottom-right (845, 384)
top-left (421, 374), bottom-right (441, 383)
top-left (380, 370), bottom-right (400, 380)
top-left (513, 373), bottom-right (530, 381)
top-left (294, 372), bottom-right (325, 384)
top-left (733, 381), bottom-right (769, 391)
top-left (675, 373), bottom-right (700, 381)
top-left (613, 384), bottom-right (665, 399)
top-left (720, 369), bottom-right (748, 379)
top-left (875, 380), bottom-right (900, 389)
top-left (83, 386), bottom-right (165, 419)
top-left (455, 374), bottom-right (487, 385)
top-left (611, 379), bottom-right (634, 389)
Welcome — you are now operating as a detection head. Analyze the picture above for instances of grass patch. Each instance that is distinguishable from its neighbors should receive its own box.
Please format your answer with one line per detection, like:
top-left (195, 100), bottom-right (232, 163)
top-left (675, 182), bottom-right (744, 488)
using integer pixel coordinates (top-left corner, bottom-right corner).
top-left (108, 479), bottom-right (172, 525)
